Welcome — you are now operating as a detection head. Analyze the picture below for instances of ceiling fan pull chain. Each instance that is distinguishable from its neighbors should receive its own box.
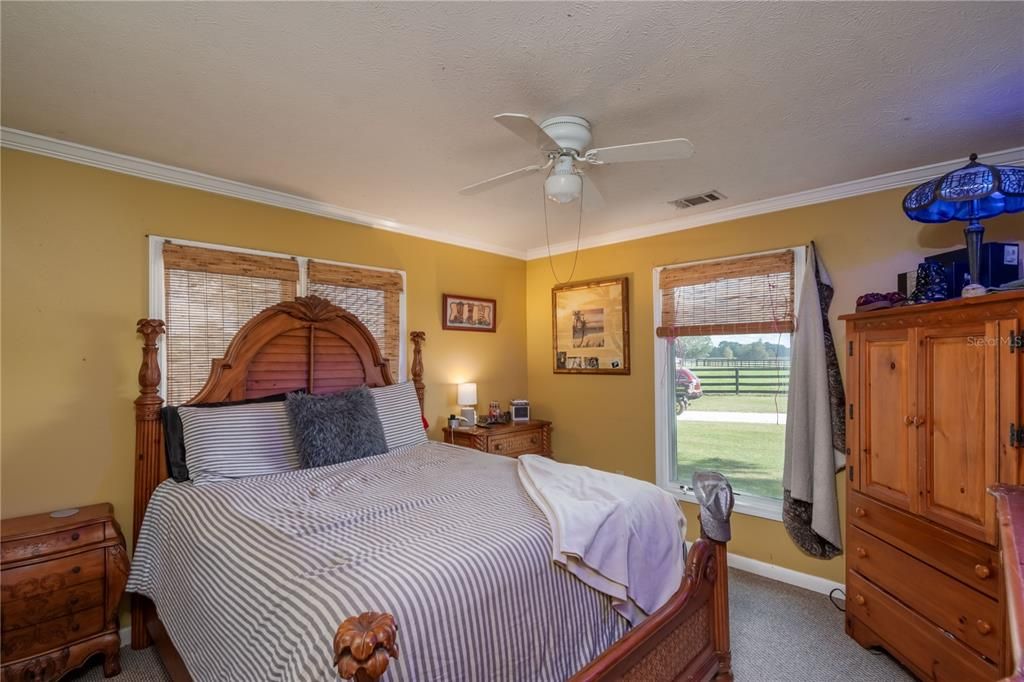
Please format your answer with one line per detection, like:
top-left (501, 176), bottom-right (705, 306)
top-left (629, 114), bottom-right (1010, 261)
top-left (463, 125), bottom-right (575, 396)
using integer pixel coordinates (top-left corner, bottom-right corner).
top-left (544, 167), bottom-right (584, 285)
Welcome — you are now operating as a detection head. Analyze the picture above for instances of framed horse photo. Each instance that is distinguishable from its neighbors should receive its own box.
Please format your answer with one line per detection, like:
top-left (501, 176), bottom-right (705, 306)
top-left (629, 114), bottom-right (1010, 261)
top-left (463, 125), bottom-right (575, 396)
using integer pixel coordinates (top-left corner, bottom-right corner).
top-left (442, 294), bottom-right (497, 332)
top-left (552, 276), bottom-right (630, 375)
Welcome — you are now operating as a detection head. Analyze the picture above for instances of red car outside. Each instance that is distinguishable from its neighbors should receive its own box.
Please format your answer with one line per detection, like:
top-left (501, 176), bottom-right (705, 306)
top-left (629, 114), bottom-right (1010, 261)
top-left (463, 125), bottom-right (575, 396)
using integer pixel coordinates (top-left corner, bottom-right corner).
top-left (675, 367), bottom-right (703, 414)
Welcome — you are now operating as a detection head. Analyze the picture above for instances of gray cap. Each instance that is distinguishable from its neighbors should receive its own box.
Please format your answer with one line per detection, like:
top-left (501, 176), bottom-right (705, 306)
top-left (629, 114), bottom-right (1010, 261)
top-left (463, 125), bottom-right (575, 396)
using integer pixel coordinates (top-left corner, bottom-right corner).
top-left (692, 471), bottom-right (734, 542)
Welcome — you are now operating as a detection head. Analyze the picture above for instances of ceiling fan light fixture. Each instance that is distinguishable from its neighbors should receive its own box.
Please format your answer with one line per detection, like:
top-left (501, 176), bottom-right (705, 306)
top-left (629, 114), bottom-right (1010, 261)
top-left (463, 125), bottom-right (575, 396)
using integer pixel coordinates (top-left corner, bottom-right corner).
top-left (545, 172), bottom-right (582, 204)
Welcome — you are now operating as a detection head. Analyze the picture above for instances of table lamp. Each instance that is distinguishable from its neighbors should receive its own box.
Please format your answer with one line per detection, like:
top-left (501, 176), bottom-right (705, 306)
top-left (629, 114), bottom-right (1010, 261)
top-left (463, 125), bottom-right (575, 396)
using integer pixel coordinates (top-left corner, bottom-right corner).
top-left (457, 382), bottom-right (478, 424)
top-left (903, 153), bottom-right (1023, 298)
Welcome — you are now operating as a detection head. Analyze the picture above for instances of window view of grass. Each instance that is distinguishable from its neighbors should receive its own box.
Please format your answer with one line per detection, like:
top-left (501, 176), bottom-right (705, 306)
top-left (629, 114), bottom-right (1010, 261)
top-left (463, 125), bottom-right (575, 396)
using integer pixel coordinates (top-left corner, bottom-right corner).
top-left (676, 395), bottom-right (787, 499)
top-left (674, 334), bottom-right (790, 500)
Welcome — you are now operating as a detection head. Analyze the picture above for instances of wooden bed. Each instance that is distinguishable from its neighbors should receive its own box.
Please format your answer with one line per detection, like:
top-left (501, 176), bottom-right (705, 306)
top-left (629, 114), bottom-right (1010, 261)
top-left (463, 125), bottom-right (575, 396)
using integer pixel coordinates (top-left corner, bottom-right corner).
top-left (131, 294), bottom-right (733, 681)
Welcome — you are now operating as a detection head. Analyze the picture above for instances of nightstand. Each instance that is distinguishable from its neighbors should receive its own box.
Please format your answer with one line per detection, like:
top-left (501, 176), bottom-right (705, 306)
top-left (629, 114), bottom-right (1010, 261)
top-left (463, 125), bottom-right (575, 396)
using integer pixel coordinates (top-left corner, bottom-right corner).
top-left (1, 503), bottom-right (129, 680)
top-left (443, 419), bottom-right (552, 458)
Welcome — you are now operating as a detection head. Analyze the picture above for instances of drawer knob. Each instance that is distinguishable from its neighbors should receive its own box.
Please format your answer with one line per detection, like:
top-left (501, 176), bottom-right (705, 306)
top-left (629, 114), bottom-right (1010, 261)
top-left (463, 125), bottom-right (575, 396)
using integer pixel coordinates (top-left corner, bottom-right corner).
top-left (977, 620), bottom-right (993, 635)
top-left (855, 547), bottom-right (868, 558)
top-left (974, 564), bottom-right (992, 580)
top-left (904, 415), bottom-right (913, 426)
top-left (853, 594), bottom-right (865, 606)
top-left (71, 532), bottom-right (80, 541)
top-left (854, 507), bottom-right (867, 517)
top-left (70, 623), bottom-right (80, 632)
top-left (69, 596), bottom-right (79, 606)
top-left (71, 566), bottom-right (81, 574)
top-left (495, 444), bottom-right (502, 450)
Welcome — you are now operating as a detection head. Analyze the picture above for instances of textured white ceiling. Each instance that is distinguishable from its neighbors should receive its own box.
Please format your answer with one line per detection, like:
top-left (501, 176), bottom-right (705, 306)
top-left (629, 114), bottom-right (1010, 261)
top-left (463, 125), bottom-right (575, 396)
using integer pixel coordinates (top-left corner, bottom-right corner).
top-left (3, 2), bottom-right (1023, 255)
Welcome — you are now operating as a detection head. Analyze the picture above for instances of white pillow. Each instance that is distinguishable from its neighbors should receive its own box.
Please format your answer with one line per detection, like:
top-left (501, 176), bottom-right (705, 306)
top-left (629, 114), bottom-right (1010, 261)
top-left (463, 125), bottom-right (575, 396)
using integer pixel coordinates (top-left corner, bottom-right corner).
top-left (179, 401), bottom-right (300, 485)
top-left (369, 382), bottom-right (428, 451)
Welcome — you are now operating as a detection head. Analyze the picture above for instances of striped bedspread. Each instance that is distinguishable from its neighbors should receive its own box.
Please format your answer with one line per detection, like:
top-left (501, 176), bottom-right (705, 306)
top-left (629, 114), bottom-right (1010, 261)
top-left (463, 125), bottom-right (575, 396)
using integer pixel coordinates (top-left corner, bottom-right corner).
top-left (127, 441), bottom-right (630, 681)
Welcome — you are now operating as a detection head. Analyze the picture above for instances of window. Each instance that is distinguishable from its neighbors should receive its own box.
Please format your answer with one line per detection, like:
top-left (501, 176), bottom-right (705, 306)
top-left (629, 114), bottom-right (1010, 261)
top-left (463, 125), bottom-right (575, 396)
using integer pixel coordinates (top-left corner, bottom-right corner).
top-left (150, 237), bottom-right (405, 405)
top-left (307, 261), bottom-right (403, 374)
top-left (653, 248), bottom-right (802, 519)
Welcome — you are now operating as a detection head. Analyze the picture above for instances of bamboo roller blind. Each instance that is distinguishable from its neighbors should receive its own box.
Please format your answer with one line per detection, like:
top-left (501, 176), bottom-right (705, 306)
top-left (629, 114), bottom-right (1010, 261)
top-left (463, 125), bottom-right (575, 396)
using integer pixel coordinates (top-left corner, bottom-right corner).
top-left (163, 243), bottom-right (299, 404)
top-left (307, 261), bottom-right (403, 377)
top-left (657, 250), bottom-right (795, 337)
top-left (162, 244), bottom-right (404, 404)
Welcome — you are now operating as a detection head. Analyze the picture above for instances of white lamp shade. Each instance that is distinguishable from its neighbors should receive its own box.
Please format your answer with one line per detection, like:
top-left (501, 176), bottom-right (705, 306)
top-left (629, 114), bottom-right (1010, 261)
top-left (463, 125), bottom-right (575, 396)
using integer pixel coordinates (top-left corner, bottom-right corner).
top-left (544, 172), bottom-right (582, 204)
top-left (457, 382), bottom-right (478, 406)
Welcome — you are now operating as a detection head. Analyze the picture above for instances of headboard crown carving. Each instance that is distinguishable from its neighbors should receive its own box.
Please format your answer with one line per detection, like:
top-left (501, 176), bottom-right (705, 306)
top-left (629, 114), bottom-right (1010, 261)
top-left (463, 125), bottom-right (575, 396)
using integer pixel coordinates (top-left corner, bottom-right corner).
top-left (271, 295), bottom-right (350, 323)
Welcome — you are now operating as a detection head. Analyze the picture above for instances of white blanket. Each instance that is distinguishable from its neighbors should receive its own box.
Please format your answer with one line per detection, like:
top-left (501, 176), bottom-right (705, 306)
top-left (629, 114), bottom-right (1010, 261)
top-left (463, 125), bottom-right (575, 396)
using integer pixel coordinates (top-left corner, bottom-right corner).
top-left (517, 455), bottom-right (687, 624)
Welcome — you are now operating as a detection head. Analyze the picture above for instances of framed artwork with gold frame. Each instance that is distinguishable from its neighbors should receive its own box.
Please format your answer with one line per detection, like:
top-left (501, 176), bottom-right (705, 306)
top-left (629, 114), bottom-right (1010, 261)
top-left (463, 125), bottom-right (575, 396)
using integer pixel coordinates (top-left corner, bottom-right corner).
top-left (552, 276), bottom-right (630, 375)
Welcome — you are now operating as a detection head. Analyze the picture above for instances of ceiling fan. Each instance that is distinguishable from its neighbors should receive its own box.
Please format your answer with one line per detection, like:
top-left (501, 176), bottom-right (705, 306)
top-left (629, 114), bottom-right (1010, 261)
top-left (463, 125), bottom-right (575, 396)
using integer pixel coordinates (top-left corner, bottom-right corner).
top-left (459, 113), bottom-right (695, 204)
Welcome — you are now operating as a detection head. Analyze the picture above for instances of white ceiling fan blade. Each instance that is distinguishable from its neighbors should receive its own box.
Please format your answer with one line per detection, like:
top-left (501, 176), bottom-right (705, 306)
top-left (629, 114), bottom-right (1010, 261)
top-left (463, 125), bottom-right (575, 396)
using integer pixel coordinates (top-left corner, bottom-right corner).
top-left (458, 163), bottom-right (545, 195)
top-left (494, 113), bottom-right (561, 152)
top-left (585, 138), bottom-right (694, 165)
top-left (580, 171), bottom-right (606, 212)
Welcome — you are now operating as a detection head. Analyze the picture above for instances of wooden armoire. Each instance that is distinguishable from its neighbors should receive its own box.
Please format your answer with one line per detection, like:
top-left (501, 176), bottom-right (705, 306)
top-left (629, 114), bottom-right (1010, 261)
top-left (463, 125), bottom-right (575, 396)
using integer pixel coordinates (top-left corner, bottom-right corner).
top-left (842, 290), bottom-right (1023, 680)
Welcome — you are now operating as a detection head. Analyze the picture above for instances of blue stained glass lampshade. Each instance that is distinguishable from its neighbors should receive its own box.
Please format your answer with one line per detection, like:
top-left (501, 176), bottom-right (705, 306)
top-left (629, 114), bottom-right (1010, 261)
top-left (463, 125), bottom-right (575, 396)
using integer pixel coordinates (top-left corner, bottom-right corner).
top-left (903, 154), bottom-right (1024, 223)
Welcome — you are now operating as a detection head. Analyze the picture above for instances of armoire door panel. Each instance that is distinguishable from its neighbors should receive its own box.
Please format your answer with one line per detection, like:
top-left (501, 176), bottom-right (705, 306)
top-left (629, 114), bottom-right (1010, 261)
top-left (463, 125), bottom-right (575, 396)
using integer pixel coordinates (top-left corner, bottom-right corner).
top-left (918, 321), bottom-right (1004, 544)
top-left (997, 318), bottom-right (1021, 487)
top-left (860, 330), bottom-right (917, 511)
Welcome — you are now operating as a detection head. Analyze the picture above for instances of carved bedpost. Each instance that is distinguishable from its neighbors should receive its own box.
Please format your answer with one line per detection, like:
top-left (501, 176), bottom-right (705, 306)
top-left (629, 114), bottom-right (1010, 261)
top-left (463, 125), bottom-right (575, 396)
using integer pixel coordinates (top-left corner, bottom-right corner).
top-left (132, 318), bottom-right (165, 649)
top-left (693, 472), bottom-right (733, 680)
top-left (334, 612), bottom-right (399, 682)
top-left (707, 536), bottom-right (731, 680)
top-left (410, 331), bottom-right (426, 414)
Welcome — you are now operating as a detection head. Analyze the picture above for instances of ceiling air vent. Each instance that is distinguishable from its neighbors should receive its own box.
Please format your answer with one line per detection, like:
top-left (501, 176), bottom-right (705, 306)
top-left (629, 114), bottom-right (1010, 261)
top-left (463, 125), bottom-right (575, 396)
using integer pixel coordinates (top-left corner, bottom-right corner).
top-left (669, 190), bottom-right (726, 210)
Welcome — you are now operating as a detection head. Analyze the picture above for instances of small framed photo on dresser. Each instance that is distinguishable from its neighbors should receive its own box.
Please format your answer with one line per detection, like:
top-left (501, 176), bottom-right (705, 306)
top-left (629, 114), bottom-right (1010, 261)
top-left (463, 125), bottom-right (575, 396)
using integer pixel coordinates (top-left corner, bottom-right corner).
top-left (442, 294), bottom-right (497, 332)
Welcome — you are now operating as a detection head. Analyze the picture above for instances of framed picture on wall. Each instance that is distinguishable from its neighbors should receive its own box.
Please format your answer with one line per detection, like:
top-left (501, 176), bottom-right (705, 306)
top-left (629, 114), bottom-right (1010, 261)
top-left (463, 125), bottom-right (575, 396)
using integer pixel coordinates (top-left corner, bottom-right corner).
top-left (442, 294), bottom-right (497, 332)
top-left (552, 276), bottom-right (630, 374)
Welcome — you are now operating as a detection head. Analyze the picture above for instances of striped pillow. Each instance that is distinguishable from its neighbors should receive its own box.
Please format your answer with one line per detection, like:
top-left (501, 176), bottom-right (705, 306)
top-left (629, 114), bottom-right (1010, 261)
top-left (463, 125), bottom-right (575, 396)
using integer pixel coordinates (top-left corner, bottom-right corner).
top-left (369, 382), bottom-right (428, 451)
top-left (179, 402), bottom-right (301, 485)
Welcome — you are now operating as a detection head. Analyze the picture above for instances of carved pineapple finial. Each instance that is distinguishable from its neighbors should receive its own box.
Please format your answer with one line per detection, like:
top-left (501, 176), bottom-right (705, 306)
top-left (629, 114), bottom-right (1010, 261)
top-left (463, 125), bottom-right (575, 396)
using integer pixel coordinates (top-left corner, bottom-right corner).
top-left (333, 612), bottom-right (399, 682)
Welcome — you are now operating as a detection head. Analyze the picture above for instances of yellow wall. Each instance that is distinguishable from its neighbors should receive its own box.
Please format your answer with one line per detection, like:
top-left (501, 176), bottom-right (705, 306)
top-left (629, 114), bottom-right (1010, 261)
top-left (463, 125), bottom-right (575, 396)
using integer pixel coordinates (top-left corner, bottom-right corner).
top-left (3, 146), bottom-right (1023, 589)
top-left (526, 188), bottom-right (1023, 583)
top-left (0, 149), bottom-right (528, 535)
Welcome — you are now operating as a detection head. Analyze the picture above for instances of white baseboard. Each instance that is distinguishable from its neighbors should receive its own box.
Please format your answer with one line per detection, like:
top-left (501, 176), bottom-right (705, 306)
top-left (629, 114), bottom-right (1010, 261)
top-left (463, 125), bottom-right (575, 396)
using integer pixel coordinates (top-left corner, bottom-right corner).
top-left (728, 552), bottom-right (844, 597)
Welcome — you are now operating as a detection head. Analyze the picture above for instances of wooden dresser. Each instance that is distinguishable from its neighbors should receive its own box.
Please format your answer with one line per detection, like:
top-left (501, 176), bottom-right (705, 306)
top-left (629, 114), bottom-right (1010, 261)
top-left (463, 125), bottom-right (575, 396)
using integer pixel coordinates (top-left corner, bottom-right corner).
top-left (1, 503), bottom-right (129, 681)
top-left (842, 291), bottom-right (1023, 680)
top-left (443, 419), bottom-right (552, 458)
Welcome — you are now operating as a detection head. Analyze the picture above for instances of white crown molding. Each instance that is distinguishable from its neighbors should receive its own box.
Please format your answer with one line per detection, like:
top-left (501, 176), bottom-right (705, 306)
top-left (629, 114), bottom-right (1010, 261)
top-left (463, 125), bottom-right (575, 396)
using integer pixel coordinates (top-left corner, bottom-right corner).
top-left (5, 126), bottom-right (1020, 262)
top-left (526, 146), bottom-right (1024, 259)
top-left (0, 127), bottom-right (527, 260)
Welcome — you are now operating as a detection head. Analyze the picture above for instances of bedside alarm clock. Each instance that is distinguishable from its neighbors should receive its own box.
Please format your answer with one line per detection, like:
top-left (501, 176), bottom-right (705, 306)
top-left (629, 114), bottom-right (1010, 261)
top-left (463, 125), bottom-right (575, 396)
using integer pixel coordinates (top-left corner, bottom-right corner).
top-left (510, 400), bottom-right (530, 422)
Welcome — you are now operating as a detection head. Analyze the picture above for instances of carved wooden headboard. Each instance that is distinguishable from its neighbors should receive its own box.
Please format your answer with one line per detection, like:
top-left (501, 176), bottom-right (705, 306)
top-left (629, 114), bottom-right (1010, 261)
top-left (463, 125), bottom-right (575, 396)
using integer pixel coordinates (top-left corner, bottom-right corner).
top-left (131, 296), bottom-right (426, 639)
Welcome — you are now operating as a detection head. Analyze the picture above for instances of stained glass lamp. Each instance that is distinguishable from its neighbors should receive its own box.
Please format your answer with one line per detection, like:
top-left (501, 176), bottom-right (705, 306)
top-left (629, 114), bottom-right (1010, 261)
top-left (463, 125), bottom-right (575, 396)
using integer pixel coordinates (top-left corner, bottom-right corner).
top-left (903, 153), bottom-right (1024, 297)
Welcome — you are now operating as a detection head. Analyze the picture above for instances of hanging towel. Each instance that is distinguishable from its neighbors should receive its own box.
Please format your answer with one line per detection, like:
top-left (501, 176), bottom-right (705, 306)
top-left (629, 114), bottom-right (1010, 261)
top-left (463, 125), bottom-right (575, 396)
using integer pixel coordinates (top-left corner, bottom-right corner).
top-left (783, 242), bottom-right (846, 558)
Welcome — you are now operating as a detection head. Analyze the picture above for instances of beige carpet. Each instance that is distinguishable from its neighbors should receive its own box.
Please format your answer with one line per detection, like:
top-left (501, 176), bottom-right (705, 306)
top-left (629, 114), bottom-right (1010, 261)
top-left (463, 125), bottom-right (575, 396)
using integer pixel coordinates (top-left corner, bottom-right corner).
top-left (67, 568), bottom-right (911, 681)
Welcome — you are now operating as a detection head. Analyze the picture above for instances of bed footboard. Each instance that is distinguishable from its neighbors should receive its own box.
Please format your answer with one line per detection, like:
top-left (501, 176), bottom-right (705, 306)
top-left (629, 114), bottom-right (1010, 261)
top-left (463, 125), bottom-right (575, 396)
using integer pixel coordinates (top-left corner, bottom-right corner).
top-left (570, 536), bottom-right (732, 681)
top-left (332, 536), bottom-right (731, 682)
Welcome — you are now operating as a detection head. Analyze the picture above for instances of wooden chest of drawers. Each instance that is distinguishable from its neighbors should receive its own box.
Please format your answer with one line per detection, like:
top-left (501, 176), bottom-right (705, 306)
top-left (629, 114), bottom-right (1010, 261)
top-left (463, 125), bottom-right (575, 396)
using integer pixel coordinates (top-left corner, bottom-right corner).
top-left (842, 293), bottom-right (1023, 679)
top-left (1, 503), bottom-right (129, 681)
top-left (443, 419), bottom-right (552, 458)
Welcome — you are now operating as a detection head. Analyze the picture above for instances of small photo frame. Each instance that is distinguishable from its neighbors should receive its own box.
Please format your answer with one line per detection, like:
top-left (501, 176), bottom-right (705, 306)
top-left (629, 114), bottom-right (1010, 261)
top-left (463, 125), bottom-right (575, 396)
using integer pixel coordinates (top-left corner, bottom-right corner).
top-left (552, 276), bottom-right (630, 374)
top-left (442, 294), bottom-right (497, 332)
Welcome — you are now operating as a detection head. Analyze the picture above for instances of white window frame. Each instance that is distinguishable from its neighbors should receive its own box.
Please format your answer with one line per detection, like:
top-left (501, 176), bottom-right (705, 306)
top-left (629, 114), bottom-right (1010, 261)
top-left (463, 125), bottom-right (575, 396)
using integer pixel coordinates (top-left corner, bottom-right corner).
top-left (148, 235), bottom-right (407, 400)
top-left (652, 246), bottom-right (805, 521)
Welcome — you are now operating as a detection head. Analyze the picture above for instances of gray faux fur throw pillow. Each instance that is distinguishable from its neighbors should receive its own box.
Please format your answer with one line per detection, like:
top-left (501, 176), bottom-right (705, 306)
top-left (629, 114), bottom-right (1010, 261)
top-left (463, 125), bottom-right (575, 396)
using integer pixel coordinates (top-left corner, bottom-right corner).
top-left (285, 387), bottom-right (388, 468)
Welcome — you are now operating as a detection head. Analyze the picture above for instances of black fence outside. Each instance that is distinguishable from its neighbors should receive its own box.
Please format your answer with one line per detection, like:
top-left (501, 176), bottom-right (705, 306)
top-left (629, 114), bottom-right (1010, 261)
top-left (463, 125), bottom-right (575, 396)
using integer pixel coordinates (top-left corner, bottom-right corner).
top-left (687, 364), bottom-right (790, 395)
